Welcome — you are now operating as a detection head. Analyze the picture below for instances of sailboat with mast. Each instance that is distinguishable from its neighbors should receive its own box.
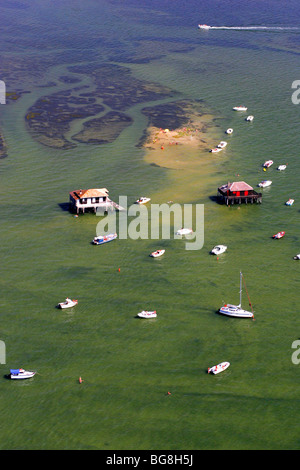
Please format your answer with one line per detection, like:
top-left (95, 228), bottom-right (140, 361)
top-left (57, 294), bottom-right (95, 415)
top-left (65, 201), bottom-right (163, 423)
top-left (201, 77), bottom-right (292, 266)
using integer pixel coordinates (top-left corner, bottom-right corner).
top-left (219, 271), bottom-right (254, 319)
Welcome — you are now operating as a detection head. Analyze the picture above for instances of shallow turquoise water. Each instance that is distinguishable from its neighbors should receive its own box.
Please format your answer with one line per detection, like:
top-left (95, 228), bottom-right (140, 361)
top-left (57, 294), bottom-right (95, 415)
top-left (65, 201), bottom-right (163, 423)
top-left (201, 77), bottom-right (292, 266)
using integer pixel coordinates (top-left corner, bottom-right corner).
top-left (0, 0), bottom-right (300, 450)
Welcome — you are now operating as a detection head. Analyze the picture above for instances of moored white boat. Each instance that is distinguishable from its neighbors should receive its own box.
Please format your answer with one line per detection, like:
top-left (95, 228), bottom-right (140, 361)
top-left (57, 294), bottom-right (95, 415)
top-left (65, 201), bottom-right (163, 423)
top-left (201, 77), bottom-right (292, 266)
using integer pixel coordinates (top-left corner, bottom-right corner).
top-left (208, 362), bottom-right (230, 375)
top-left (293, 254), bottom-right (300, 260)
top-left (246, 115), bottom-right (254, 121)
top-left (233, 106), bottom-right (247, 111)
top-left (285, 199), bottom-right (294, 206)
top-left (135, 197), bottom-right (151, 205)
top-left (277, 165), bottom-right (286, 171)
top-left (210, 147), bottom-right (223, 153)
top-left (258, 180), bottom-right (272, 188)
top-left (150, 249), bottom-right (165, 258)
top-left (198, 24), bottom-right (211, 30)
top-left (263, 160), bottom-right (273, 168)
top-left (218, 271), bottom-right (254, 319)
top-left (58, 298), bottom-right (78, 309)
top-left (226, 128), bottom-right (233, 134)
top-left (137, 310), bottom-right (157, 319)
top-left (217, 141), bottom-right (227, 148)
top-left (9, 368), bottom-right (36, 380)
top-left (273, 231), bottom-right (285, 239)
top-left (211, 244), bottom-right (227, 255)
top-left (176, 228), bottom-right (193, 236)
top-left (93, 232), bottom-right (117, 245)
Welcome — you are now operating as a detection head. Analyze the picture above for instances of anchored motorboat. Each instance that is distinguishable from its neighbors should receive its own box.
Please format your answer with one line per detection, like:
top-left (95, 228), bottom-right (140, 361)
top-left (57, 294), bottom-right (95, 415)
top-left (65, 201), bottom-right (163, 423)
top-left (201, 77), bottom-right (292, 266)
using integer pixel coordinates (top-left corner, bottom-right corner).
top-left (176, 228), bottom-right (193, 236)
top-left (9, 368), bottom-right (36, 380)
top-left (273, 231), bottom-right (285, 239)
top-left (233, 106), bottom-right (247, 111)
top-left (258, 180), bottom-right (272, 188)
top-left (93, 232), bottom-right (117, 245)
top-left (210, 147), bottom-right (223, 153)
top-left (293, 254), bottom-right (300, 260)
top-left (246, 115), bottom-right (254, 121)
top-left (135, 197), bottom-right (151, 205)
top-left (286, 199), bottom-right (294, 206)
top-left (263, 160), bottom-right (273, 168)
top-left (208, 362), bottom-right (230, 375)
top-left (150, 249), bottom-right (165, 258)
top-left (219, 271), bottom-right (254, 319)
top-left (137, 310), bottom-right (157, 319)
top-left (58, 298), bottom-right (78, 309)
top-left (198, 24), bottom-right (211, 30)
top-left (277, 165), bottom-right (286, 171)
top-left (226, 128), bottom-right (233, 134)
top-left (217, 141), bottom-right (227, 148)
top-left (211, 245), bottom-right (227, 255)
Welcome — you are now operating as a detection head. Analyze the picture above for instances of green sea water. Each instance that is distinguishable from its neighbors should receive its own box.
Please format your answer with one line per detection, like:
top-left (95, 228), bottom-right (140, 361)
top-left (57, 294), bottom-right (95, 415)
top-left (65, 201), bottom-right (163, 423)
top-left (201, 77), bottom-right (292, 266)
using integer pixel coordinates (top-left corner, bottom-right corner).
top-left (0, 0), bottom-right (300, 450)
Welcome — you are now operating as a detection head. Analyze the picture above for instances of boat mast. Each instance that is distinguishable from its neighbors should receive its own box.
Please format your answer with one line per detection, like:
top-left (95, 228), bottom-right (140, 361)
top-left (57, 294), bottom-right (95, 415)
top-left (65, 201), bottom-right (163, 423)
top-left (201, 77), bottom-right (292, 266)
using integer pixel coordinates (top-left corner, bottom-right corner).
top-left (239, 271), bottom-right (242, 307)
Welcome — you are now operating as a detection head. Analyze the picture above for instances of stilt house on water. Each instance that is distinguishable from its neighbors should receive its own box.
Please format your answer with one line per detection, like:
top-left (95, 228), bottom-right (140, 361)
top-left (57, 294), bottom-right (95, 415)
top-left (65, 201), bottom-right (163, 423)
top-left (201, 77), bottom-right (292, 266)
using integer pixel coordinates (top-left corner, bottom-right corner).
top-left (217, 181), bottom-right (262, 205)
top-left (69, 188), bottom-right (124, 214)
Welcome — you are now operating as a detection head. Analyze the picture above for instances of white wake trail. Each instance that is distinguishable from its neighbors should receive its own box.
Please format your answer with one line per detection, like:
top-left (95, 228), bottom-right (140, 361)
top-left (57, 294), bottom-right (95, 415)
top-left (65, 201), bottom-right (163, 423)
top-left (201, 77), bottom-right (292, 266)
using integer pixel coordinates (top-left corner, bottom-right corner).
top-left (209, 26), bottom-right (300, 31)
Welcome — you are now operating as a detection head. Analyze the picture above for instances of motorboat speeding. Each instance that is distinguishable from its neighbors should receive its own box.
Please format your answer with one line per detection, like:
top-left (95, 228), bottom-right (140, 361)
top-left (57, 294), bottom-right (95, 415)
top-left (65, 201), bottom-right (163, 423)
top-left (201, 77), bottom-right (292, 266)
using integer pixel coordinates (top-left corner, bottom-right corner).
top-left (198, 24), bottom-right (211, 30)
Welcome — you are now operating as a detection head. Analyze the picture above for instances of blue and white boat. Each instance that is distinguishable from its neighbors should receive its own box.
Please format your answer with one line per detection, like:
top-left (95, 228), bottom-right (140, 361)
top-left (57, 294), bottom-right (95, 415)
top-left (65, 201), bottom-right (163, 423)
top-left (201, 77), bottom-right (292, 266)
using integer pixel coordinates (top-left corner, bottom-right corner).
top-left (9, 368), bottom-right (36, 380)
top-left (93, 232), bottom-right (117, 245)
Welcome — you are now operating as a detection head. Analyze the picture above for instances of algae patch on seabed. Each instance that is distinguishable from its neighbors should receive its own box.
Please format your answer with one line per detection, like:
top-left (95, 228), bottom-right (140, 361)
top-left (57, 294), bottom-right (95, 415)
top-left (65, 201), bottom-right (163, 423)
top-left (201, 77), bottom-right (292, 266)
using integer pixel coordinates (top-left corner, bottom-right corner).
top-left (25, 63), bottom-right (175, 150)
top-left (72, 111), bottom-right (133, 144)
top-left (0, 132), bottom-right (8, 159)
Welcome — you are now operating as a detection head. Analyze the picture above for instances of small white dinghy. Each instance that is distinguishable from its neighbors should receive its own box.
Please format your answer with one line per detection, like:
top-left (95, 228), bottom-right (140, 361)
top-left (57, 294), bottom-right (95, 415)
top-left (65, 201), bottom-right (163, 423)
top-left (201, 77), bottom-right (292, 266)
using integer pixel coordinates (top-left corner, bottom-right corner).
top-left (135, 197), bottom-right (151, 205)
top-left (9, 368), bottom-right (36, 380)
top-left (58, 298), bottom-right (78, 309)
top-left (293, 254), bottom-right (300, 260)
top-left (217, 141), bottom-right (227, 149)
top-left (246, 115), bottom-right (254, 121)
top-left (211, 245), bottom-right (227, 255)
top-left (176, 228), bottom-right (193, 236)
top-left (210, 147), bottom-right (223, 153)
top-left (263, 160), bottom-right (273, 168)
top-left (137, 310), bottom-right (157, 319)
top-left (208, 362), bottom-right (230, 375)
top-left (258, 180), bottom-right (272, 188)
top-left (277, 165), bottom-right (286, 171)
top-left (233, 106), bottom-right (247, 111)
top-left (226, 128), bottom-right (233, 134)
top-left (150, 249), bottom-right (165, 258)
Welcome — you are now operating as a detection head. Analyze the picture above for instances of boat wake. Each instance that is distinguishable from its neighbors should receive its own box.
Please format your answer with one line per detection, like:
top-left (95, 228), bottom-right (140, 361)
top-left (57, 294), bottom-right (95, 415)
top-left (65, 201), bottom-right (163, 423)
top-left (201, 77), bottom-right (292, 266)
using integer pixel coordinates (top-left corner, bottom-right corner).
top-left (204, 25), bottom-right (300, 32)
